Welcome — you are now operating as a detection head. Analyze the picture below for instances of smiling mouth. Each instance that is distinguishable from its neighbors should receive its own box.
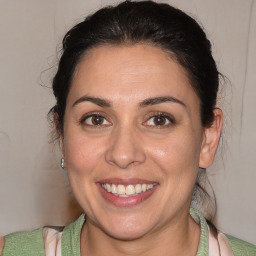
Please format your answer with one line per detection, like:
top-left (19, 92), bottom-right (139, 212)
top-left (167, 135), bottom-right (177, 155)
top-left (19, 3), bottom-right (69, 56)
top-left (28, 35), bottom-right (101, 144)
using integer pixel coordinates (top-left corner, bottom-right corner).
top-left (100, 183), bottom-right (157, 197)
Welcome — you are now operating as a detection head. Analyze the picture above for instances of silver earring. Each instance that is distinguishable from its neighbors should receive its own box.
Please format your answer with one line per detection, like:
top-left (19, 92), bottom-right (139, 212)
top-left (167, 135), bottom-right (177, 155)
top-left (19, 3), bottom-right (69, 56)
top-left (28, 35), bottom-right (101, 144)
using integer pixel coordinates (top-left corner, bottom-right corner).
top-left (61, 158), bottom-right (65, 169)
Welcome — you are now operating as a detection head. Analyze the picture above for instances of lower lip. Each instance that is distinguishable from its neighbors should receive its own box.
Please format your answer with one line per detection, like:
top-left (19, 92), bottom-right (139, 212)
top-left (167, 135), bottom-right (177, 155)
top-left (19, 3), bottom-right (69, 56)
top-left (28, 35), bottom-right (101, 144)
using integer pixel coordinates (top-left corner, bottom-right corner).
top-left (97, 184), bottom-right (158, 207)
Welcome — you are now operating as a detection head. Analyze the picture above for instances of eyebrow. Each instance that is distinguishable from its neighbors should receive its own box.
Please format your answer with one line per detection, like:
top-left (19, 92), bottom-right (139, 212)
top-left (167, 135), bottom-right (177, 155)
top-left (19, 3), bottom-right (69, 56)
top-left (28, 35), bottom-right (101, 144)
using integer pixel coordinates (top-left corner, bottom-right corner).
top-left (139, 96), bottom-right (186, 108)
top-left (72, 95), bottom-right (186, 108)
top-left (72, 95), bottom-right (112, 108)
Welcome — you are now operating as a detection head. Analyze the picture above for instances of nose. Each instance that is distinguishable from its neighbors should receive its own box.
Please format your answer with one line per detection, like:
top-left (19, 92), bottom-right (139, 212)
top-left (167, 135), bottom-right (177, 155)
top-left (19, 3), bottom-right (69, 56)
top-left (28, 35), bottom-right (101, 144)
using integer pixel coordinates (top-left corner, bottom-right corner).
top-left (105, 126), bottom-right (146, 169)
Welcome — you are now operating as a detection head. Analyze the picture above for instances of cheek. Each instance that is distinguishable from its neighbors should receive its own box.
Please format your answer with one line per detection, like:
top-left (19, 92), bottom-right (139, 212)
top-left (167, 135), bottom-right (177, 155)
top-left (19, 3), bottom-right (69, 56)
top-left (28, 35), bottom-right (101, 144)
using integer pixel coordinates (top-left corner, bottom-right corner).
top-left (64, 132), bottom-right (106, 175)
top-left (147, 128), bottom-right (201, 188)
top-left (147, 132), bottom-right (201, 174)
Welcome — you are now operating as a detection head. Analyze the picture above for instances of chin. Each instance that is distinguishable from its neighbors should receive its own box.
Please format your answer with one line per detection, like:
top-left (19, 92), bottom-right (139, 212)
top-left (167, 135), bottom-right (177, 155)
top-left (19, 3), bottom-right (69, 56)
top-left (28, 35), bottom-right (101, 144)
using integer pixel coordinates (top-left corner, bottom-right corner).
top-left (105, 225), bottom-right (150, 241)
top-left (97, 214), bottom-right (154, 241)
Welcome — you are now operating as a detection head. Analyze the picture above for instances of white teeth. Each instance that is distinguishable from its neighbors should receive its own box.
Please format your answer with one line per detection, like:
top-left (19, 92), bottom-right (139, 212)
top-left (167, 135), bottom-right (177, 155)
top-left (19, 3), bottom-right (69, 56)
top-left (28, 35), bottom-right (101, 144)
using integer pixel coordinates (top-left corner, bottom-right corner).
top-left (111, 184), bottom-right (117, 194)
top-left (106, 184), bottom-right (111, 192)
top-left (135, 184), bottom-right (142, 193)
top-left (126, 185), bottom-right (135, 195)
top-left (147, 184), bottom-right (154, 190)
top-left (101, 183), bottom-right (156, 197)
top-left (117, 184), bottom-right (126, 195)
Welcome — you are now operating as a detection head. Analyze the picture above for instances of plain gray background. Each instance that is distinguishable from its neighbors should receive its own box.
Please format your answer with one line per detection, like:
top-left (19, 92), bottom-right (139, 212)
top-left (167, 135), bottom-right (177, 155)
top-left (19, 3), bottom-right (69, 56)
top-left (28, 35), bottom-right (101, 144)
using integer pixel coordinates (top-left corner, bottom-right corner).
top-left (0, 0), bottom-right (255, 244)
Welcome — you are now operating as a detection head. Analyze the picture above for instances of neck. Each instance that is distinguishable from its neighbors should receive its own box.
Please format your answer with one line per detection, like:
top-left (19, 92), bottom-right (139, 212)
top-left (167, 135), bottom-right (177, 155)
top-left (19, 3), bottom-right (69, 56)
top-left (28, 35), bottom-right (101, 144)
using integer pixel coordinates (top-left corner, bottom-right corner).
top-left (80, 210), bottom-right (200, 256)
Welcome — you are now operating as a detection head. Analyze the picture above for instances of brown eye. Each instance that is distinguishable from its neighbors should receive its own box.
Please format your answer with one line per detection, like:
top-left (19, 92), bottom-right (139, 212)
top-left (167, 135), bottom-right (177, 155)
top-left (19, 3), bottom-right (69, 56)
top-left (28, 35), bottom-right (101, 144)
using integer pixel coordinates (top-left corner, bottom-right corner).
top-left (153, 116), bottom-right (167, 126)
top-left (144, 113), bottom-right (174, 127)
top-left (91, 115), bottom-right (104, 125)
top-left (82, 114), bottom-right (111, 126)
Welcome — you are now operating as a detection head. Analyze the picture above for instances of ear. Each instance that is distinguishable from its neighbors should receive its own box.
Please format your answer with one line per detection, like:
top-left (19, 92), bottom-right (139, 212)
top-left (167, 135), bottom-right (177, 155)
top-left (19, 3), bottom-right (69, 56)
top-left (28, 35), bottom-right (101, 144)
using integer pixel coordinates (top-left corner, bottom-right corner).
top-left (199, 108), bottom-right (223, 168)
top-left (54, 113), bottom-right (65, 156)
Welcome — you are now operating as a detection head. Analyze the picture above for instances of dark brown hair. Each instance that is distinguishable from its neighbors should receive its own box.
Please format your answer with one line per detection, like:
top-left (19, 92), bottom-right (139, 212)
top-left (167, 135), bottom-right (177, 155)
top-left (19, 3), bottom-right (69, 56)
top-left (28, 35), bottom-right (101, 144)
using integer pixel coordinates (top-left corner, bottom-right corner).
top-left (50, 0), bottom-right (220, 134)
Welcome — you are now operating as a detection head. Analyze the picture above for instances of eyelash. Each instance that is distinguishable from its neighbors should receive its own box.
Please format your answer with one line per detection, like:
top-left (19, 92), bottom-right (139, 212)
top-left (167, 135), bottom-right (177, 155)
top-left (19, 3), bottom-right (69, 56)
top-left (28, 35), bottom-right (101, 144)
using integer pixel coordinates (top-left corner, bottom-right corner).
top-left (143, 112), bottom-right (175, 128)
top-left (80, 112), bottom-right (112, 128)
top-left (79, 112), bottom-right (175, 128)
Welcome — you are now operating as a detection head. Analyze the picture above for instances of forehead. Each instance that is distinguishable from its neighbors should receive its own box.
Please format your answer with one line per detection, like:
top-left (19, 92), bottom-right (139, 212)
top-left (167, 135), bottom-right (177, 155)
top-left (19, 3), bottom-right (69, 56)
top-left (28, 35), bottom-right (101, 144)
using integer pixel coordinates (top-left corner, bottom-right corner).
top-left (68, 44), bottom-right (199, 108)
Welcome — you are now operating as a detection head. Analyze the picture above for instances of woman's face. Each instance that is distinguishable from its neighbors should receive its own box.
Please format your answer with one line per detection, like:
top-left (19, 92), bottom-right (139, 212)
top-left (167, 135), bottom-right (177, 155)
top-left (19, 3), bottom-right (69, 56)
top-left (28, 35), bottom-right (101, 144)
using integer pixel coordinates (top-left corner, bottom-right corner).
top-left (62, 44), bottom-right (210, 239)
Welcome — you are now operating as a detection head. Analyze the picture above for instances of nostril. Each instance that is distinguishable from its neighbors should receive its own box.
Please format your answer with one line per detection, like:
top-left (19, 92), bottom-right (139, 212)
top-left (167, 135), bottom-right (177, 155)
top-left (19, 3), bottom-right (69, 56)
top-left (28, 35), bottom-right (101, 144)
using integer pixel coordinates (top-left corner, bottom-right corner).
top-left (104, 133), bottom-right (146, 169)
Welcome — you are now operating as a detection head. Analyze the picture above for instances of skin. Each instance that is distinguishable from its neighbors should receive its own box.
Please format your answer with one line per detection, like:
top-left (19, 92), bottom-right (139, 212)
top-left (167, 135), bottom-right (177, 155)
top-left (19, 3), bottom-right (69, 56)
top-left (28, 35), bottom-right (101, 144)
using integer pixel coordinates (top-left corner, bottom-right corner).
top-left (61, 44), bottom-right (223, 256)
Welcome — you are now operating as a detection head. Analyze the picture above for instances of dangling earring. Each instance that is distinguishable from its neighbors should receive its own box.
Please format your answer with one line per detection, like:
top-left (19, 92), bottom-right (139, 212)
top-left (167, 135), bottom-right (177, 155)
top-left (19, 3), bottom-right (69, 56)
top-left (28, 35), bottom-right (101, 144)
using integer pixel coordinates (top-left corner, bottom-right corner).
top-left (61, 158), bottom-right (65, 169)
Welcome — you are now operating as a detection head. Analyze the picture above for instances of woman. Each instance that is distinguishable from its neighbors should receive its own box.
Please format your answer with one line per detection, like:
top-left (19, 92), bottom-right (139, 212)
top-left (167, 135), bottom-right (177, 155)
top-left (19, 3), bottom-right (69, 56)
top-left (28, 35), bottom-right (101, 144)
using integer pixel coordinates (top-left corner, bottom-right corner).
top-left (1, 1), bottom-right (255, 255)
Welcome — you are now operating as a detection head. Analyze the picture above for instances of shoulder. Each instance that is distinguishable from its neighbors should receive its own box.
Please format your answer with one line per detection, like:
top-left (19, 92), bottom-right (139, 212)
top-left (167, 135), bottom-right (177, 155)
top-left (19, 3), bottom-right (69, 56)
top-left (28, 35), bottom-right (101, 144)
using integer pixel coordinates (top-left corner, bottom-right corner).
top-left (0, 214), bottom-right (85, 256)
top-left (61, 214), bottom-right (85, 255)
top-left (226, 234), bottom-right (256, 256)
top-left (0, 236), bottom-right (4, 255)
top-left (0, 228), bottom-right (45, 256)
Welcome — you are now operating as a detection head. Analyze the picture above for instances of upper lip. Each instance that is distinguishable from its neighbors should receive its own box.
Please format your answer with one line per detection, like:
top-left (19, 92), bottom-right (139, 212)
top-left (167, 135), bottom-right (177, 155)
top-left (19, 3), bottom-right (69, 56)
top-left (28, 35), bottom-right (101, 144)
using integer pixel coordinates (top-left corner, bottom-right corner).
top-left (97, 178), bottom-right (158, 185)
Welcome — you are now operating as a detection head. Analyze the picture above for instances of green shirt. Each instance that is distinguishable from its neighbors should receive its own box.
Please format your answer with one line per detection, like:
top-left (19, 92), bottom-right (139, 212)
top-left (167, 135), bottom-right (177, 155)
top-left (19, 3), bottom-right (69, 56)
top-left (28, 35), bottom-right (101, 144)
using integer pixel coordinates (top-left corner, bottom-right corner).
top-left (2, 209), bottom-right (256, 255)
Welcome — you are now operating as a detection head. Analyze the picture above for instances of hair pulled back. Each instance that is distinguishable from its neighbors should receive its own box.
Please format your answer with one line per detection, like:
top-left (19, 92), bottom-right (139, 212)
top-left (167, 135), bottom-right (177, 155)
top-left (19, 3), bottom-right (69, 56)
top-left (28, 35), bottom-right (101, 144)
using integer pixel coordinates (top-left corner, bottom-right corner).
top-left (51, 0), bottom-right (220, 134)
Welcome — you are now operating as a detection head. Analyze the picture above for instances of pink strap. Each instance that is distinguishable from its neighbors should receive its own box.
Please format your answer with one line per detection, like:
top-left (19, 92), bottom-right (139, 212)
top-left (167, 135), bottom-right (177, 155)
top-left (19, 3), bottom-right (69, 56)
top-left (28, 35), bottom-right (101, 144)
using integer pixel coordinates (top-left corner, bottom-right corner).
top-left (43, 227), bottom-right (62, 256)
top-left (218, 233), bottom-right (235, 255)
top-left (208, 225), bottom-right (234, 256)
